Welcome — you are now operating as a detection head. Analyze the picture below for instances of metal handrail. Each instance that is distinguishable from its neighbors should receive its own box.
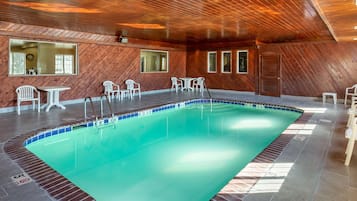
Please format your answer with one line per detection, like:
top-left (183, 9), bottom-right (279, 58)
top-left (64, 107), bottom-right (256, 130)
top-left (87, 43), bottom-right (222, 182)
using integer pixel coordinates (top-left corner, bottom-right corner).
top-left (204, 82), bottom-right (213, 111)
top-left (100, 94), bottom-right (114, 119)
top-left (84, 96), bottom-right (98, 123)
top-left (204, 82), bottom-right (212, 99)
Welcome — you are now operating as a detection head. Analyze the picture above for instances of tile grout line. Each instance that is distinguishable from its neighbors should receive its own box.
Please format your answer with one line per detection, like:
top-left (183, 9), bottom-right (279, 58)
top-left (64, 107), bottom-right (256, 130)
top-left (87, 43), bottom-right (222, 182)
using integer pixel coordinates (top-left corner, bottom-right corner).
top-left (311, 109), bottom-right (343, 199)
top-left (0, 184), bottom-right (9, 198)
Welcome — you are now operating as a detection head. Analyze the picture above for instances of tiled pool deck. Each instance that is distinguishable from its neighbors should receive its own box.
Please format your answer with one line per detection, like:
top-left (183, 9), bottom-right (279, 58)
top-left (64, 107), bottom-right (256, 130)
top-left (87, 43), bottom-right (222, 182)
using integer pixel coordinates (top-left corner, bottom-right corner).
top-left (0, 90), bottom-right (356, 201)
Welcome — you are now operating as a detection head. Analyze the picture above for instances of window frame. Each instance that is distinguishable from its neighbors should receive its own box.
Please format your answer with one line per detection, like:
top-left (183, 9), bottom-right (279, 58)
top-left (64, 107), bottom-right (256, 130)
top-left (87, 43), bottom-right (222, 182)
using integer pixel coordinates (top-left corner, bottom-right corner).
top-left (207, 51), bottom-right (217, 73)
top-left (140, 49), bottom-right (169, 73)
top-left (8, 38), bottom-right (78, 76)
top-left (55, 54), bottom-right (74, 74)
top-left (221, 51), bottom-right (232, 73)
top-left (237, 50), bottom-right (249, 74)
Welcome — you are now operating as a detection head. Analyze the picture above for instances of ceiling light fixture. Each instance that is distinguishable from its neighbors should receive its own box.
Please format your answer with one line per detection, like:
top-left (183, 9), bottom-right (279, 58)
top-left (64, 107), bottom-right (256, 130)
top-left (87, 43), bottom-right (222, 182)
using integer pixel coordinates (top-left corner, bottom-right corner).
top-left (119, 35), bottom-right (128, 43)
top-left (118, 23), bottom-right (165, 30)
top-left (4, 2), bottom-right (101, 13)
top-left (353, 38), bottom-right (357, 40)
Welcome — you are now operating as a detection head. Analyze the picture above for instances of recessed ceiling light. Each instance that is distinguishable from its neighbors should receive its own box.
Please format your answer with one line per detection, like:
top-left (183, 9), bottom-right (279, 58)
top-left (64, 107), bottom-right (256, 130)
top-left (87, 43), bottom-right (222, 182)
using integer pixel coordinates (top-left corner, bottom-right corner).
top-left (117, 23), bottom-right (166, 30)
top-left (354, 26), bottom-right (357, 29)
top-left (353, 38), bottom-right (357, 40)
top-left (3, 2), bottom-right (101, 13)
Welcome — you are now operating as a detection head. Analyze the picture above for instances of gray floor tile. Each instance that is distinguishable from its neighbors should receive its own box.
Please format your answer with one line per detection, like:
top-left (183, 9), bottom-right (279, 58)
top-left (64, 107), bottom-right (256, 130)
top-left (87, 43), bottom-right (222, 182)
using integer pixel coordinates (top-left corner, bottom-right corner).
top-left (271, 186), bottom-right (312, 201)
top-left (2, 181), bottom-right (49, 200)
top-left (314, 170), bottom-right (349, 201)
top-left (0, 185), bottom-right (7, 198)
top-left (243, 193), bottom-right (273, 201)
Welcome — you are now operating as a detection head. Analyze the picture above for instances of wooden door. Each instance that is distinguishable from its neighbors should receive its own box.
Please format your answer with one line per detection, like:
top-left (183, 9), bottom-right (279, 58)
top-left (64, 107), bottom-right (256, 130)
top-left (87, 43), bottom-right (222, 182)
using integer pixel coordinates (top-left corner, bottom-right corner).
top-left (259, 53), bottom-right (281, 97)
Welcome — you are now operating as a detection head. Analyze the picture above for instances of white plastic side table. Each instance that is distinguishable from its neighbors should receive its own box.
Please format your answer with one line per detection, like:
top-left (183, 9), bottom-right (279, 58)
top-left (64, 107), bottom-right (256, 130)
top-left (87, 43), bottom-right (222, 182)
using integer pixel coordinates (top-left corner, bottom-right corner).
top-left (322, 92), bottom-right (337, 104)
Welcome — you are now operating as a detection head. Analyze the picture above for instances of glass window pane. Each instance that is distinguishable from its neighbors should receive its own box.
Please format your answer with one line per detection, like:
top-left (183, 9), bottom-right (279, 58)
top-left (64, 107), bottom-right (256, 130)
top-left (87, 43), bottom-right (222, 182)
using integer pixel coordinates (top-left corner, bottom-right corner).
top-left (140, 50), bottom-right (168, 73)
top-left (55, 54), bottom-right (74, 74)
top-left (55, 55), bottom-right (64, 74)
top-left (11, 52), bottom-right (26, 75)
top-left (222, 51), bottom-right (231, 73)
top-left (208, 52), bottom-right (217, 72)
top-left (9, 39), bottom-right (77, 76)
top-left (64, 55), bottom-right (73, 74)
top-left (237, 50), bottom-right (248, 74)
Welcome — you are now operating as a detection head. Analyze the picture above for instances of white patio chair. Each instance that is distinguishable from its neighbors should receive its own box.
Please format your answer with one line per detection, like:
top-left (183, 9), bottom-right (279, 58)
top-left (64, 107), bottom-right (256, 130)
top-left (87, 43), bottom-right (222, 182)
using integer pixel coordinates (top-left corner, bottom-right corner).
top-left (103, 81), bottom-right (129, 102)
top-left (171, 77), bottom-right (183, 93)
top-left (347, 97), bottom-right (357, 127)
top-left (125, 79), bottom-right (141, 99)
top-left (192, 77), bottom-right (205, 92)
top-left (345, 117), bottom-right (357, 166)
top-left (16, 85), bottom-right (40, 115)
top-left (344, 84), bottom-right (357, 105)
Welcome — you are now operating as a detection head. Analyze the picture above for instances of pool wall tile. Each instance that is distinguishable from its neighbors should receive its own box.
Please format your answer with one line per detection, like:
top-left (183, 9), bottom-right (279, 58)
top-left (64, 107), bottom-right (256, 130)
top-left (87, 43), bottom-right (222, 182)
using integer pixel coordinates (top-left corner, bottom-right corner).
top-left (59, 128), bottom-right (65, 134)
top-left (23, 98), bottom-right (302, 146)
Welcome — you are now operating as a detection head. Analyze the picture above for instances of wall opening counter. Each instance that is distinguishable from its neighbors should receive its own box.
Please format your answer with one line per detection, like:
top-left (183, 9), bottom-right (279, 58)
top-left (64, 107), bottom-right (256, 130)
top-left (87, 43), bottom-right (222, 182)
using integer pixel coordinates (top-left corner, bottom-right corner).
top-left (9, 39), bottom-right (78, 76)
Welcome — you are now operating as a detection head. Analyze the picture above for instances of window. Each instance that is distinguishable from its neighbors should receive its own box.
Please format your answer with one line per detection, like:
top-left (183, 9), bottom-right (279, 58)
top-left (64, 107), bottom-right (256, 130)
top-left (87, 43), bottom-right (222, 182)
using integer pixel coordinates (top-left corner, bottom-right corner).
top-left (140, 50), bottom-right (168, 73)
top-left (237, 50), bottom-right (248, 74)
top-left (10, 52), bottom-right (26, 75)
top-left (9, 39), bottom-right (78, 76)
top-left (55, 54), bottom-right (74, 74)
top-left (221, 51), bottom-right (231, 73)
top-left (207, 51), bottom-right (217, 72)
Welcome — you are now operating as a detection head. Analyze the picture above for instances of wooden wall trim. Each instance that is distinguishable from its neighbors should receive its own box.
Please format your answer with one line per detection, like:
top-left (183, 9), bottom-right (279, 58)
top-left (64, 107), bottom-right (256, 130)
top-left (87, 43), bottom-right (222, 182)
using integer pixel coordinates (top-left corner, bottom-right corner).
top-left (187, 40), bottom-right (256, 51)
top-left (309, 0), bottom-right (337, 41)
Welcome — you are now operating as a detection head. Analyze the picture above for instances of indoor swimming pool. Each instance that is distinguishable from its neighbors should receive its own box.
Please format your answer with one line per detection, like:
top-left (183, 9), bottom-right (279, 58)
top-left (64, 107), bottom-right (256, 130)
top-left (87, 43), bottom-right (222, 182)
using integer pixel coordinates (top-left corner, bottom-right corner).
top-left (25, 100), bottom-right (301, 201)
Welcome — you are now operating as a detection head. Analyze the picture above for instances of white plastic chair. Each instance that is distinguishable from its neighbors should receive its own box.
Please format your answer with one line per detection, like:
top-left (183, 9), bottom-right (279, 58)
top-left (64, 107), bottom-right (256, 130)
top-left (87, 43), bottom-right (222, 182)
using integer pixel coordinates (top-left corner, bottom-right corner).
top-left (345, 98), bottom-right (357, 166)
top-left (16, 85), bottom-right (40, 115)
top-left (192, 77), bottom-right (205, 92)
top-left (125, 79), bottom-right (141, 99)
top-left (347, 97), bottom-right (357, 127)
top-left (171, 77), bottom-right (183, 93)
top-left (103, 81), bottom-right (129, 102)
top-left (345, 117), bottom-right (357, 166)
top-left (344, 84), bottom-right (357, 105)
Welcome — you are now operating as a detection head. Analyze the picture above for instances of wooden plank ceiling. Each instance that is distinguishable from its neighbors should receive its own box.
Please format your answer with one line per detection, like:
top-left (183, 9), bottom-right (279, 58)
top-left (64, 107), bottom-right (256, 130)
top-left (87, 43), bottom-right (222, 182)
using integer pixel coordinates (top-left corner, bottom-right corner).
top-left (312, 0), bottom-right (357, 42)
top-left (0, 0), bottom-right (350, 44)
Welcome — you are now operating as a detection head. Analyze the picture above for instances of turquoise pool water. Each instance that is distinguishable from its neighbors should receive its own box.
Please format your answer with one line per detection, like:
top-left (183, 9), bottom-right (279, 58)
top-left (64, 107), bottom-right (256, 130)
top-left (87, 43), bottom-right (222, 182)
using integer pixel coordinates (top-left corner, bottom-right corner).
top-left (26, 102), bottom-right (301, 201)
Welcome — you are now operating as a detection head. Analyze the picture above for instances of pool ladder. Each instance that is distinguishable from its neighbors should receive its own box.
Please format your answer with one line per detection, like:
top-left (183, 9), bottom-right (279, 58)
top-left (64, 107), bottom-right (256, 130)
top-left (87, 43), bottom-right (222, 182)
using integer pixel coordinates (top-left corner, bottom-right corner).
top-left (84, 94), bottom-right (114, 125)
top-left (204, 83), bottom-right (213, 111)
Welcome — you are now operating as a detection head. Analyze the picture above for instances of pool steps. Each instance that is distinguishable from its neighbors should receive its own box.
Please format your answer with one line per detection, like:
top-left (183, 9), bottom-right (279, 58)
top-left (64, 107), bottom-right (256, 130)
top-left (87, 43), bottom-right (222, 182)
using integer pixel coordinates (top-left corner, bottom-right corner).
top-left (24, 98), bottom-right (303, 146)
